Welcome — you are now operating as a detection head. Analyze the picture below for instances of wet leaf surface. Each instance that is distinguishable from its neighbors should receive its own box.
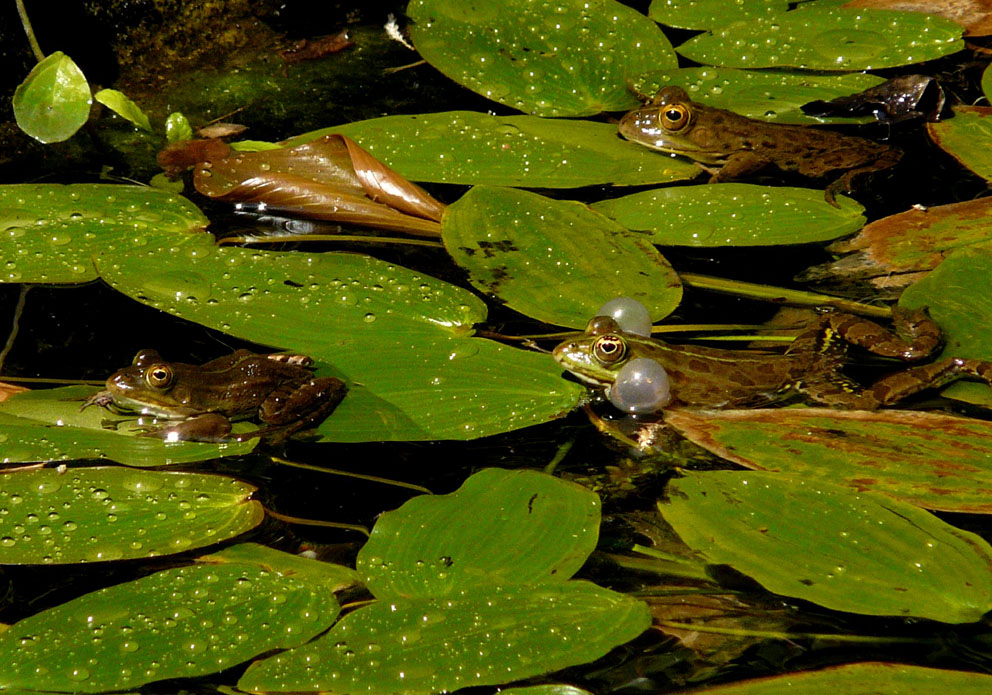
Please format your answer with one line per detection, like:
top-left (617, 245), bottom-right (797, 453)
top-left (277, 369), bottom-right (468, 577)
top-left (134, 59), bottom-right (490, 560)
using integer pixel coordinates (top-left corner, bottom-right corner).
top-left (407, 0), bottom-right (676, 116)
top-left (0, 466), bottom-right (262, 564)
top-left (844, 0), bottom-right (992, 37)
top-left (238, 581), bottom-right (650, 694)
top-left (677, 7), bottom-right (963, 70)
top-left (443, 186), bottom-right (682, 328)
top-left (649, 0), bottom-right (790, 29)
top-left (12, 52), bottom-right (92, 144)
top-left (591, 183), bottom-right (865, 246)
top-left (201, 543), bottom-right (361, 592)
top-left (661, 471), bottom-right (992, 622)
top-left (927, 106), bottom-right (992, 181)
top-left (0, 184), bottom-right (209, 283)
top-left (285, 111), bottom-right (698, 187)
top-left (665, 408), bottom-right (992, 512)
top-left (0, 561), bottom-right (339, 692)
top-left (358, 469), bottom-right (600, 599)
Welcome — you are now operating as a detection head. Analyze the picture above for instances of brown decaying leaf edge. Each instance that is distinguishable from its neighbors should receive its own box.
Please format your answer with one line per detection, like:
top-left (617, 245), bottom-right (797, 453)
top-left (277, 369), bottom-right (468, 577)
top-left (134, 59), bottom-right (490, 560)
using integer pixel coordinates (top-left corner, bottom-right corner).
top-left (844, 0), bottom-right (992, 37)
top-left (194, 134), bottom-right (444, 238)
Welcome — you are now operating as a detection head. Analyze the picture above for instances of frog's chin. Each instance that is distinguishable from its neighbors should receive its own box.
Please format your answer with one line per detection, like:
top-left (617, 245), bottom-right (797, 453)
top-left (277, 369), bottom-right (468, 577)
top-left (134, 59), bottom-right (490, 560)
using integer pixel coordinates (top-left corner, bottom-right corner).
top-left (109, 394), bottom-right (191, 419)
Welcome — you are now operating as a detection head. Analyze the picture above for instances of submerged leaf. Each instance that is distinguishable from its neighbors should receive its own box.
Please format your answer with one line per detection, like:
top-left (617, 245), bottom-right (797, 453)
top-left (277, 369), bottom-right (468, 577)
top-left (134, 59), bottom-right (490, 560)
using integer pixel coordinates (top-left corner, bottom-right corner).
top-left (13, 51), bottom-right (92, 143)
top-left (662, 471), bottom-right (992, 622)
top-left (194, 134), bottom-right (444, 236)
top-left (407, 0), bottom-right (676, 116)
top-left (665, 408), bottom-right (992, 513)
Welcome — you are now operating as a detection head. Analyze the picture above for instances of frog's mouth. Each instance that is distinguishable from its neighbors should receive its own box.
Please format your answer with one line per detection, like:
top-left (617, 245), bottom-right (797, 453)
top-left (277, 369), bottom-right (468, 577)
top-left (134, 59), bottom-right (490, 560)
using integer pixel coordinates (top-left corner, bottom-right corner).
top-left (108, 394), bottom-right (195, 419)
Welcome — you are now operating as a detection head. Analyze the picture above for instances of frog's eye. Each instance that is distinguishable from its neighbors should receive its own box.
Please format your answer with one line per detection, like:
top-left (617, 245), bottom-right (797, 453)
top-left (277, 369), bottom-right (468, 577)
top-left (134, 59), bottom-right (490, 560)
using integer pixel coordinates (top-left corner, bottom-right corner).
top-left (145, 364), bottom-right (175, 389)
top-left (659, 104), bottom-right (690, 132)
top-left (592, 334), bottom-right (627, 364)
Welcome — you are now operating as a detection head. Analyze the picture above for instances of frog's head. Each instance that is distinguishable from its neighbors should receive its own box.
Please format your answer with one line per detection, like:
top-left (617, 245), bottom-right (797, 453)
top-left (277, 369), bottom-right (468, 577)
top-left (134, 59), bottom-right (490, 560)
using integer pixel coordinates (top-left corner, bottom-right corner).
top-left (618, 85), bottom-right (727, 164)
top-left (105, 349), bottom-right (198, 417)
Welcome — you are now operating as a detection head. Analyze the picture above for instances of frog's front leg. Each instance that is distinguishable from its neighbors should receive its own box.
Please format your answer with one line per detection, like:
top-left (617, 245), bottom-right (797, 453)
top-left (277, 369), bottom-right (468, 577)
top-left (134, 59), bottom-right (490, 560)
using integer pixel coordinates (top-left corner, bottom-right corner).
top-left (706, 151), bottom-right (770, 184)
top-left (141, 413), bottom-right (234, 443)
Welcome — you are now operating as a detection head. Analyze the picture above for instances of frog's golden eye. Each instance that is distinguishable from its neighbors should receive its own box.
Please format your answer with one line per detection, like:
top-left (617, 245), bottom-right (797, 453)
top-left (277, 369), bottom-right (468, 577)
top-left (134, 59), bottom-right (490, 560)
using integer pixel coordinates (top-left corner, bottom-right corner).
top-left (145, 364), bottom-right (175, 389)
top-left (593, 334), bottom-right (627, 364)
top-left (659, 104), bottom-right (690, 132)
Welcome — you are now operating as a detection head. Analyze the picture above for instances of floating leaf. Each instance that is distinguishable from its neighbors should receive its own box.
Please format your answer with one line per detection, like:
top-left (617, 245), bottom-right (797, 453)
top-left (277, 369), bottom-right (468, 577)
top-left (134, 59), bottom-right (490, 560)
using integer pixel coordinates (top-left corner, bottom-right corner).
top-left (407, 0), bottom-right (676, 116)
top-left (195, 134), bottom-right (444, 237)
top-left (12, 51), bottom-right (92, 143)
top-left (93, 88), bottom-right (152, 132)
top-left (844, 0), bottom-right (992, 37)
top-left (630, 67), bottom-right (885, 124)
top-left (649, 0), bottom-right (790, 30)
top-left (927, 106), bottom-right (992, 181)
top-left (0, 466), bottom-right (262, 564)
top-left (443, 186), bottom-right (682, 328)
top-left (239, 582), bottom-right (650, 694)
top-left (677, 7), bottom-right (963, 71)
top-left (201, 543), bottom-right (361, 592)
top-left (358, 469), bottom-right (600, 599)
top-left (591, 183), bottom-right (864, 246)
top-left (665, 408), bottom-right (992, 513)
top-left (285, 111), bottom-right (698, 187)
top-left (661, 471), bottom-right (992, 622)
top-left (0, 184), bottom-right (208, 283)
top-left (0, 562), bottom-right (339, 693)
top-left (800, 197), bottom-right (992, 290)
top-left (0, 386), bottom-right (256, 465)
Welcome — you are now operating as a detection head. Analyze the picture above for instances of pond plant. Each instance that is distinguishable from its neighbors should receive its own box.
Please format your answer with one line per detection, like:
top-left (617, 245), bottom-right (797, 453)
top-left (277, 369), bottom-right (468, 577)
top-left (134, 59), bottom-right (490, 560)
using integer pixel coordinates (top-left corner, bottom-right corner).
top-left (3, 0), bottom-right (992, 693)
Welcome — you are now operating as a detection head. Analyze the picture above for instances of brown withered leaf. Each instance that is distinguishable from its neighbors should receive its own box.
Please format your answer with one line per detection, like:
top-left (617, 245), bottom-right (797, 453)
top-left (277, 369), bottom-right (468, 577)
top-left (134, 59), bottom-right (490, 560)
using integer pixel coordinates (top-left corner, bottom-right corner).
top-left (844, 0), bottom-right (992, 36)
top-left (194, 134), bottom-right (444, 237)
top-left (0, 382), bottom-right (29, 402)
top-left (797, 197), bottom-right (992, 291)
top-left (157, 138), bottom-right (232, 177)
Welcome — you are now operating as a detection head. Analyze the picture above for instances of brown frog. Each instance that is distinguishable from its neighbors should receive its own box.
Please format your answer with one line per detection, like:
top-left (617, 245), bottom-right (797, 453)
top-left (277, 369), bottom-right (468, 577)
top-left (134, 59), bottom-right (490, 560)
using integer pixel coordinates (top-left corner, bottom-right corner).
top-left (82, 349), bottom-right (346, 443)
top-left (618, 86), bottom-right (902, 206)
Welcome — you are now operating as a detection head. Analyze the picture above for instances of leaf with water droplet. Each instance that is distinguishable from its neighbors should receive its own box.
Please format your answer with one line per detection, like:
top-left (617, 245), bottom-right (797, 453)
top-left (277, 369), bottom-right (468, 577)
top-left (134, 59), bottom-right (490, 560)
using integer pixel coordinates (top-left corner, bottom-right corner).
top-left (358, 468), bottom-right (600, 599)
top-left (202, 542), bottom-right (361, 592)
top-left (239, 581), bottom-right (649, 694)
top-left (0, 466), bottom-right (262, 565)
top-left (0, 562), bottom-right (338, 692)
top-left (926, 106), bottom-right (992, 182)
top-left (13, 51), bottom-right (92, 143)
top-left (650, 0), bottom-right (790, 30)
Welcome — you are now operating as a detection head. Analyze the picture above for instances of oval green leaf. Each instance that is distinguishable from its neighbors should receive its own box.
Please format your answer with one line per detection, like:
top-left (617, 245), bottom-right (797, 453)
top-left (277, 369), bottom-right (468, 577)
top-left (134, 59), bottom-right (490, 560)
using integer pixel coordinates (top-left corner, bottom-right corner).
top-left (0, 466), bottom-right (262, 564)
top-left (239, 582), bottom-right (649, 694)
top-left (407, 0), bottom-right (676, 116)
top-left (285, 111), bottom-right (698, 187)
top-left (661, 471), bottom-right (992, 622)
top-left (591, 183), bottom-right (864, 246)
top-left (202, 542), bottom-right (361, 592)
top-left (0, 184), bottom-right (209, 283)
top-left (665, 408), bottom-right (992, 513)
top-left (0, 562), bottom-right (339, 693)
top-left (0, 385), bottom-right (257, 465)
top-left (12, 51), bottom-right (92, 143)
top-left (444, 186), bottom-right (683, 328)
top-left (94, 88), bottom-right (152, 132)
top-left (650, 0), bottom-right (790, 30)
top-left (927, 106), bottom-right (992, 181)
top-left (358, 468), bottom-right (600, 599)
top-left (677, 8), bottom-right (963, 71)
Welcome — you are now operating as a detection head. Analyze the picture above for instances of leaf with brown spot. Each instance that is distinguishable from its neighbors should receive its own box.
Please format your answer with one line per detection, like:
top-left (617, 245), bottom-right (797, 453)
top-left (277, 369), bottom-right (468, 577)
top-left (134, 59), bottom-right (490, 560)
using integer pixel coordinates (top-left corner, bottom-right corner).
top-left (665, 408), bottom-right (992, 513)
top-left (844, 0), bottom-right (992, 36)
top-left (194, 134), bottom-right (444, 237)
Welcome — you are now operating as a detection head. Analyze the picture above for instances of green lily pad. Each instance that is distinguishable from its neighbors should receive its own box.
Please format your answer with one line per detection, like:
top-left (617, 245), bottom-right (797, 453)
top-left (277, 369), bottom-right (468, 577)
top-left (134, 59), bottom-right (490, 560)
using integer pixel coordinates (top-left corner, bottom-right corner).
top-left (407, 0), bottom-right (676, 116)
top-left (629, 67), bottom-right (885, 124)
top-left (94, 88), bottom-right (152, 132)
top-left (0, 184), bottom-right (209, 283)
top-left (665, 408), bottom-right (992, 513)
top-left (12, 51), bottom-right (92, 144)
top-left (443, 186), bottom-right (682, 328)
top-left (927, 106), bottom-right (992, 181)
top-left (661, 471), bottom-right (992, 623)
top-left (591, 183), bottom-right (864, 246)
top-left (0, 385), bottom-right (257, 465)
top-left (0, 466), bottom-right (262, 564)
top-left (201, 543), bottom-right (361, 592)
top-left (677, 7), bottom-right (963, 71)
top-left (358, 469), bottom-right (600, 599)
top-left (649, 0), bottom-right (790, 30)
top-left (685, 662), bottom-right (992, 695)
top-left (95, 237), bottom-right (583, 441)
top-left (0, 562), bottom-right (339, 693)
top-left (285, 112), bottom-right (698, 188)
top-left (238, 581), bottom-right (650, 694)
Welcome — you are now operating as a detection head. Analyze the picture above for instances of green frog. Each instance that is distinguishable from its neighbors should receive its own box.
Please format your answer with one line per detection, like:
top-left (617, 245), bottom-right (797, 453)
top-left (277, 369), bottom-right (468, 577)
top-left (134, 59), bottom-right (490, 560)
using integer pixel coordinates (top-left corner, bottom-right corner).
top-left (82, 349), bottom-right (347, 443)
top-left (618, 86), bottom-right (901, 206)
top-left (553, 308), bottom-right (992, 411)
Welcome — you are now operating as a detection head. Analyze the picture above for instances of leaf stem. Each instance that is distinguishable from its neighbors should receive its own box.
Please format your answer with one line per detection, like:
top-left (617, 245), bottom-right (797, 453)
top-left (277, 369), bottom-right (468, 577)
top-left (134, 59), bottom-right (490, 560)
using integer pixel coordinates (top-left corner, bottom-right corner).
top-left (15, 0), bottom-right (45, 63)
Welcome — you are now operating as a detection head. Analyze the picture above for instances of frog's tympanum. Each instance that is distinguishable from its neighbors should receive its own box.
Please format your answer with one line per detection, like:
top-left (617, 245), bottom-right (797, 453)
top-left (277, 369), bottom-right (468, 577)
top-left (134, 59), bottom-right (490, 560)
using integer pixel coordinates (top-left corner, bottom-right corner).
top-left (618, 86), bottom-right (902, 206)
top-left (554, 308), bottom-right (992, 413)
top-left (82, 349), bottom-right (347, 443)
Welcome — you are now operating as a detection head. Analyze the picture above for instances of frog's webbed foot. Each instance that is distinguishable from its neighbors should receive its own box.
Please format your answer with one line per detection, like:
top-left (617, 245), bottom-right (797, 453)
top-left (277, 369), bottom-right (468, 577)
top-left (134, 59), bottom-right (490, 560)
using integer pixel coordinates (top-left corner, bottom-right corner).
top-left (792, 308), bottom-right (941, 362)
top-left (80, 390), bottom-right (114, 412)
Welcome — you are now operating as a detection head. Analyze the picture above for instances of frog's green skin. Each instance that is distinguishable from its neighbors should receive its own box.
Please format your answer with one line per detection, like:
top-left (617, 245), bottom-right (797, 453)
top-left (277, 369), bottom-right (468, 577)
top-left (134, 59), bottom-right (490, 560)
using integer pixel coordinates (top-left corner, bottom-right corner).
top-left (82, 349), bottom-right (346, 442)
top-left (618, 86), bottom-right (901, 205)
top-left (553, 310), bottom-right (992, 409)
